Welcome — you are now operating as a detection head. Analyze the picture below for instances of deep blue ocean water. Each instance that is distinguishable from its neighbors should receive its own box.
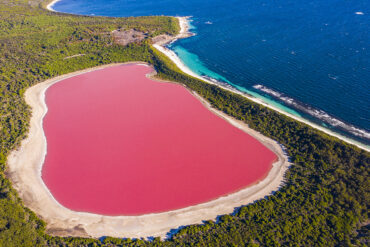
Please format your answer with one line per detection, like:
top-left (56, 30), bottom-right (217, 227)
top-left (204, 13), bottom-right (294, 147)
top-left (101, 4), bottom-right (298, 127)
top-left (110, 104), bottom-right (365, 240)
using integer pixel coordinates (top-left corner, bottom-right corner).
top-left (53, 0), bottom-right (370, 145)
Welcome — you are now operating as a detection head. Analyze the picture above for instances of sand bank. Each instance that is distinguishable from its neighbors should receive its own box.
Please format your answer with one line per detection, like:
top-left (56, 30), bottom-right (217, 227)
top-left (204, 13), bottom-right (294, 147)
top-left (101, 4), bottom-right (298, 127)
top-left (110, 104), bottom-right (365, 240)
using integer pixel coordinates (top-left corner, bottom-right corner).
top-left (7, 62), bottom-right (289, 239)
top-left (46, 0), bottom-right (61, 12)
top-left (154, 17), bottom-right (370, 153)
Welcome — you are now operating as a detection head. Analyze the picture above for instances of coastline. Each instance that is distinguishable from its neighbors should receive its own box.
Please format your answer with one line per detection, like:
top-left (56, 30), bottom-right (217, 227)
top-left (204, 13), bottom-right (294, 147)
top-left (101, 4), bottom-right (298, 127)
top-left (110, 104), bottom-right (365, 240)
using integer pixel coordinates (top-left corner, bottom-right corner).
top-left (46, 0), bottom-right (60, 11)
top-left (154, 17), bottom-right (370, 153)
top-left (7, 62), bottom-right (289, 239)
top-left (6, 7), bottom-right (365, 240)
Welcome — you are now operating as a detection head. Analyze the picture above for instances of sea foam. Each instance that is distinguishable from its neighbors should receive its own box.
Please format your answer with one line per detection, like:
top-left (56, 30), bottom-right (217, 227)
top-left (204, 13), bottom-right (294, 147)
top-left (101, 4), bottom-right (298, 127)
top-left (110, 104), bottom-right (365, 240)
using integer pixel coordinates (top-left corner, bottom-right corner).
top-left (253, 85), bottom-right (370, 141)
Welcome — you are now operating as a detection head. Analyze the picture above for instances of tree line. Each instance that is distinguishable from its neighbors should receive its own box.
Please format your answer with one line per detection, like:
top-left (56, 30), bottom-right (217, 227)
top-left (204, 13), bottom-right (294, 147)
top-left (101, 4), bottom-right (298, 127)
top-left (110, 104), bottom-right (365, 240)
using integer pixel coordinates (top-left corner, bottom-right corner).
top-left (0, 0), bottom-right (368, 246)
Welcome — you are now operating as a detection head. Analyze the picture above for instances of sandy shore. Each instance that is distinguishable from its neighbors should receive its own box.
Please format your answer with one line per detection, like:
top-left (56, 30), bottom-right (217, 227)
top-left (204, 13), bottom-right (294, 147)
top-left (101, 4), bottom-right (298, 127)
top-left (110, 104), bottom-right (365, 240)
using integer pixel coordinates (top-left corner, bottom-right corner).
top-left (6, 13), bottom-right (366, 240)
top-left (154, 17), bottom-right (370, 153)
top-left (7, 62), bottom-right (290, 239)
top-left (46, 0), bottom-right (61, 11)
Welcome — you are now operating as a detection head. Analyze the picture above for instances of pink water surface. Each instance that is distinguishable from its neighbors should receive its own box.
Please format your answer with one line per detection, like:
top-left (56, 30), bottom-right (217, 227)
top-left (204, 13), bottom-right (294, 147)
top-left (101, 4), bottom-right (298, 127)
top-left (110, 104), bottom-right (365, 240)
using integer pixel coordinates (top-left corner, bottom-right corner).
top-left (42, 64), bottom-right (277, 215)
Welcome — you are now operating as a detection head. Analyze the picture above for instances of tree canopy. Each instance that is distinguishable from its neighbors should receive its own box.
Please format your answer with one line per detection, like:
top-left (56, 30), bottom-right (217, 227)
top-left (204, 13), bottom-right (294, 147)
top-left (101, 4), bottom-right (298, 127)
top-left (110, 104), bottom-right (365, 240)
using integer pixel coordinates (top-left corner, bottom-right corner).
top-left (0, 0), bottom-right (368, 246)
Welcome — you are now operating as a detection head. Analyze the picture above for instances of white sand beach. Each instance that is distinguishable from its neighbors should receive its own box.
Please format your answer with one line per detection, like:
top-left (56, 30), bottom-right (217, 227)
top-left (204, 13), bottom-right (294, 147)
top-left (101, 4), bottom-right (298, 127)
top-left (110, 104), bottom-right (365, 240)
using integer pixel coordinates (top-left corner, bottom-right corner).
top-left (153, 17), bottom-right (369, 153)
top-left (7, 14), bottom-right (367, 241)
top-left (46, 0), bottom-right (61, 11)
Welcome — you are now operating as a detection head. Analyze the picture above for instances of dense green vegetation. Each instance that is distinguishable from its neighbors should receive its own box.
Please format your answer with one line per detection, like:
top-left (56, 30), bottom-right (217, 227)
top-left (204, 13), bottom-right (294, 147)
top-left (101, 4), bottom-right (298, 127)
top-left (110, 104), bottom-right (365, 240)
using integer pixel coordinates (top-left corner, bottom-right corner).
top-left (0, 0), bottom-right (368, 246)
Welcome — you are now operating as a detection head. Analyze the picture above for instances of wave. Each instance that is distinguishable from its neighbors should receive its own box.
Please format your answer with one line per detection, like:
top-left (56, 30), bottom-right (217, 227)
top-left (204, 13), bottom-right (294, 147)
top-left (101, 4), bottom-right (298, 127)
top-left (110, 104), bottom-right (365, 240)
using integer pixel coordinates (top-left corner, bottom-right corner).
top-left (253, 84), bottom-right (370, 141)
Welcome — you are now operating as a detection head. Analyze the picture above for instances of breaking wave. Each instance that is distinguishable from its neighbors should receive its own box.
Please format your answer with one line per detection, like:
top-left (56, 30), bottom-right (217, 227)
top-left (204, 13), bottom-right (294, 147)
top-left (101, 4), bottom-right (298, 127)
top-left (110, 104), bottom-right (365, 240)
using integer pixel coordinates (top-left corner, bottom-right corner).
top-left (253, 84), bottom-right (370, 141)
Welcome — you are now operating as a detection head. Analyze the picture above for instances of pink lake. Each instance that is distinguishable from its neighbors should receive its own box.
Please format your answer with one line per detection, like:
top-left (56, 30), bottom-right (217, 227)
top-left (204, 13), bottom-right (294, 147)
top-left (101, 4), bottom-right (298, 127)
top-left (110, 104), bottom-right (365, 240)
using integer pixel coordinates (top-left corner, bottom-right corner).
top-left (42, 64), bottom-right (277, 215)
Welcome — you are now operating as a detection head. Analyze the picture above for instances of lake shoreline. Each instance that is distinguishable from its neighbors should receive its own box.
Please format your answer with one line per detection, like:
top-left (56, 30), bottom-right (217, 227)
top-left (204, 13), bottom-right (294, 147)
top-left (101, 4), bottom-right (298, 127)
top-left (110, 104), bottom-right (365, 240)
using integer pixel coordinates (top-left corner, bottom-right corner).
top-left (7, 62), bottom-right (289, 239)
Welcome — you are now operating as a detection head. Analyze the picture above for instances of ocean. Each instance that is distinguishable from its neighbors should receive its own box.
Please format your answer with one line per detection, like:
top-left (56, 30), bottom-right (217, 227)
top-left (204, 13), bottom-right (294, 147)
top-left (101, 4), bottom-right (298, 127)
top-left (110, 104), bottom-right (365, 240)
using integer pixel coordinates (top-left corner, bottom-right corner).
top-left (52, 0), bottom-right (370, 146)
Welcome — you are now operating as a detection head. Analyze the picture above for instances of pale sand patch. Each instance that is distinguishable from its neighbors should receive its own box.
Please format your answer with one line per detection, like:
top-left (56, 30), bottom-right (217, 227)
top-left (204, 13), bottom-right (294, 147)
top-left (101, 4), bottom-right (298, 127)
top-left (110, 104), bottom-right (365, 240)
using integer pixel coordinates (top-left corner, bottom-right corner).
top-left (46, 0), bottom-right (61, 12)
top-left (7, 62), bottom-right (290, 239)
top-left (154, 17), bottom-right (370, 152)
top-left (63, 54), bottom-right (85, 60)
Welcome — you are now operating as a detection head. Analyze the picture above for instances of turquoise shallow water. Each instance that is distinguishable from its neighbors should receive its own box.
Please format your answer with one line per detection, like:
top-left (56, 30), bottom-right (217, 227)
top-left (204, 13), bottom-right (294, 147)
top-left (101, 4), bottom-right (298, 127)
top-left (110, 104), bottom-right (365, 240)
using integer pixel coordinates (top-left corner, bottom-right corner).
top-left (52, 0), bottom-right (370, 145)
top-left (170, 44), bottom-right (302, 117)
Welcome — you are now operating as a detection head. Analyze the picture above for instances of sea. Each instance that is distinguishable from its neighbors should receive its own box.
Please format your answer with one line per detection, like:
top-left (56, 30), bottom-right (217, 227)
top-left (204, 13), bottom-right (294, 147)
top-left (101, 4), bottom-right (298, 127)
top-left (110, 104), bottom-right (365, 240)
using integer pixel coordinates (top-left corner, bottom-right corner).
top-left (52, 0), bottom-right (370, 146)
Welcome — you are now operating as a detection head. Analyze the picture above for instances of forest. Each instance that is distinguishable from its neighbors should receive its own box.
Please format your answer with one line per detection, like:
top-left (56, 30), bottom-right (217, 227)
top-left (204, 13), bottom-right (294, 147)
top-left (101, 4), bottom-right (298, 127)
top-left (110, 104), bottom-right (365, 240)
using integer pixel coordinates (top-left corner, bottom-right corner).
top-left (0, 0), bottom-right (368, 246)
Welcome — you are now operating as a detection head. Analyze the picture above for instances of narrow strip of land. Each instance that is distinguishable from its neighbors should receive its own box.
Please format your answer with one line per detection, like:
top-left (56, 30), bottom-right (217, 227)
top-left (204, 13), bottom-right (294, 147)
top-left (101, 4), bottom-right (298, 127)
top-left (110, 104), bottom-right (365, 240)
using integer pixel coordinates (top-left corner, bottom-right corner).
top-left (8, 13), bottom-right (365, 240)
top-left (153, 17), bottom-right (370, 153)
